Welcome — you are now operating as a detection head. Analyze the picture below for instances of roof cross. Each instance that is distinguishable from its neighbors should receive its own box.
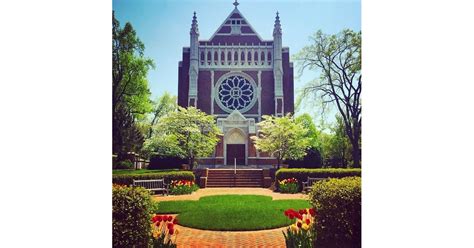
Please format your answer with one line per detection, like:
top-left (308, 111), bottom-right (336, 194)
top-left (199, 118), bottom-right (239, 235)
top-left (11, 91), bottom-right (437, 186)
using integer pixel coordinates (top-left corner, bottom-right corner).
top-left (233, 0), bottom-right (239, 8)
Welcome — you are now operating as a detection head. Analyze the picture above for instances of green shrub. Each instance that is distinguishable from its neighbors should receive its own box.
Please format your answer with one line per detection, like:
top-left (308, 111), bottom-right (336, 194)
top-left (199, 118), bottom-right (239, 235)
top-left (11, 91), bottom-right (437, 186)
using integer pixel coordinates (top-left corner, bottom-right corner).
top-left (112, 171), bottom-right (195, 186)
top-left (116, 159), bottom-right (133, 169)
top-left (275, 168), bottom-right (361, 191)
top-left (309, 177), bottom-right (361, 248)
top-left (112, 185), bottom-right (155, 248)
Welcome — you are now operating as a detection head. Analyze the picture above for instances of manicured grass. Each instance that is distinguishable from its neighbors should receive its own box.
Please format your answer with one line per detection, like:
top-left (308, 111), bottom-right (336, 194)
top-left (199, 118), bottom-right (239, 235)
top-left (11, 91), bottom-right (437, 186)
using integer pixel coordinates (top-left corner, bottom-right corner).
top-left (156, 195), bottom-right (310, 231)
top-left (112, 169), bottom-right (179, 175)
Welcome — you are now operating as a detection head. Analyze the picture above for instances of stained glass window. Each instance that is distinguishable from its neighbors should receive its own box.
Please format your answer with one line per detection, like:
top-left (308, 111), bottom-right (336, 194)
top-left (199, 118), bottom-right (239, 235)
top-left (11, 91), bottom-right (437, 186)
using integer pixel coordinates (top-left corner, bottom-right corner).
top-left (218, 75), bottom-right (255, 111)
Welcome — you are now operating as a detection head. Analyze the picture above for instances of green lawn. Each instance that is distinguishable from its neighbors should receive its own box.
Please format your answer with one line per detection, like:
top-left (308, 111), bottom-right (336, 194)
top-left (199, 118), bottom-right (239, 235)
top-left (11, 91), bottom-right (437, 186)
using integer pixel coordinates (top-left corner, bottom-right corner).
top-left (155, 195), bottom-right (310, 231)
top-left (112, 169), bottom-right (179, 175)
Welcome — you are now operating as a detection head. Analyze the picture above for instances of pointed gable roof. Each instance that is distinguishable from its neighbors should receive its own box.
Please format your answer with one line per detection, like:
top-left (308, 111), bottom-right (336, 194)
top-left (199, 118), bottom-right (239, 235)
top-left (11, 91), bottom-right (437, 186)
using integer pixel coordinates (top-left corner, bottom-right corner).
top-left (225, 109), bottom-right (247, 122)
top-left (202, 6), bottom-right (271, 46)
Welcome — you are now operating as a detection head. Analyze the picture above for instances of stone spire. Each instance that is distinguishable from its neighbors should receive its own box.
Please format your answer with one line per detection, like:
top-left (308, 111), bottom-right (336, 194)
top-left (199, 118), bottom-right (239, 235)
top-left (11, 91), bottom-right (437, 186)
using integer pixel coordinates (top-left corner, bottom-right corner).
top-left (273, 11), bottom-right (282, 36)
top-left (273, 11), bottom-right (284, 115)
top-left (233, 0), bottom-right (239, 9)
top-left (190, 11), bottom-right (199, 35)
top-left (188, 11), bottom-right (199, 107)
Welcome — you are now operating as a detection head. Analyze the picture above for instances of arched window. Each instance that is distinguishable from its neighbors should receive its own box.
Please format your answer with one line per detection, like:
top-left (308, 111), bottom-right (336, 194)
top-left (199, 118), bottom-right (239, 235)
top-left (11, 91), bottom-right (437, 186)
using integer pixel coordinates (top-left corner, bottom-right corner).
top-left (207, 51), bottom-right (212, 65)
top-left (214, 51), bottom-right (218, 65)
top-left (234, 51), bottom-right (238, 65)
top-left (261, 51), bottom-right (265, 65)
top-left (221, 51), bottom-right (225, 65)
top-left (200, 51), bottom-right (205, 65)
top-left (228, 51), bottom-right (232, 65)
top-left (254, 51), bottom-right (259, 65)
top-left (267, 52), bottom-right (272, 65)
top-left (248, 51), bottom-right (252, 65)
top-left (241, 51), bottom-right (245, 65)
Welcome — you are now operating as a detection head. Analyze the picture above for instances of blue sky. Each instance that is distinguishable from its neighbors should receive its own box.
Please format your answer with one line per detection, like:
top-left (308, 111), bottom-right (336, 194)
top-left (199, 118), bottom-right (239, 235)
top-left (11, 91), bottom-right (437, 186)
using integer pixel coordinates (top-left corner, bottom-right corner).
top-left (113, 0), bottom-right (360, 121)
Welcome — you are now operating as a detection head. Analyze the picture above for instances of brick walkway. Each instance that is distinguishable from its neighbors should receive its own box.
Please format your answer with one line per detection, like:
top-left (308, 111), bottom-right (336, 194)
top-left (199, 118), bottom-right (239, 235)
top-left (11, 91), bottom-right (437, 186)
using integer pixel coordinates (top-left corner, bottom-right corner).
top-left (154, 188), bottom-right (307, 247)
top-left (173, 221), bottom-right (287, 248)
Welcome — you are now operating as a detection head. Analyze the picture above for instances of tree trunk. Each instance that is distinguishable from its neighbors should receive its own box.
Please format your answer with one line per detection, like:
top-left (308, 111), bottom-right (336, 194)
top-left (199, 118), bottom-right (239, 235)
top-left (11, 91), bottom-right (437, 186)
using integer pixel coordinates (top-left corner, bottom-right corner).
top-left (351, 140), bottom-right (361, 168)
top-left (189, 156), bottom-right (195, 170)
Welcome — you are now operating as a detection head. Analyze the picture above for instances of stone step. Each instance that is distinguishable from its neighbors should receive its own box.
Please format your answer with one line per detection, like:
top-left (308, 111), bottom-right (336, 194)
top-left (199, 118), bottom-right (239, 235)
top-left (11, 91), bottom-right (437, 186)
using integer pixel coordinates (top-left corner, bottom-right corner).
top-left (208, 172), bottom-right (262, 175)
top-left (207, 176), bottom-right (262, 179)
top-left (209, 174), bottom-right (261, 176)
top-left (206, 185), bottom-right (263, 188)
top-left (205, 169), bottom-right (264, 188)
top-left (207, 179), bottom-right (263, 182)
top-left (206, 184), bottom-right (263, 187)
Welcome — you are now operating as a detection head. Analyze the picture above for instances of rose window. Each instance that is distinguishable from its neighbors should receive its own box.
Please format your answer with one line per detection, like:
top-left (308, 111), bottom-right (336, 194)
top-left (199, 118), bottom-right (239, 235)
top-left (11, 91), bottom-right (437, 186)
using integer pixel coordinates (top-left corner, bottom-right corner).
top-left (217, 75), bottom-right (255, 112)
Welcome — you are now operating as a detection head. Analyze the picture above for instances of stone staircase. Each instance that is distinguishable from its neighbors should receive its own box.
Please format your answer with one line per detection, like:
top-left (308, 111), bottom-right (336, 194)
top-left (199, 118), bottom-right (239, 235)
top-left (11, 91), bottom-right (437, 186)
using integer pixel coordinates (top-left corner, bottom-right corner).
top-left (205, 169), bottom-right (264, 187)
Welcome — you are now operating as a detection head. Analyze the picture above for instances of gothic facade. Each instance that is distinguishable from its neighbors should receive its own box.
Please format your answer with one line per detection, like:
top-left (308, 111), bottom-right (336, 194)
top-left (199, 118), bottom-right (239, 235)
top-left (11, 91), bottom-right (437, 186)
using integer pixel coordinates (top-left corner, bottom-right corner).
top-left (177, 1), bottom-right (294, 167)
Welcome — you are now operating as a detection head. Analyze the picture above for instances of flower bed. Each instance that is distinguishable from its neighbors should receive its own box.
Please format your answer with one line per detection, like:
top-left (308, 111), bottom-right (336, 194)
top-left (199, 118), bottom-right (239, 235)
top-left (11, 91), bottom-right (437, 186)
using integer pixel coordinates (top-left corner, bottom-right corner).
top-left (275, 168), bottom-right (361, 192)
top-left (169, 180), bottom-right (199, 195)
top-left (151, 214), bottom-right (179, 248)
top-left (279, 178), bottom-right (299, 194)
top-left (283, 208), bottom-right (317, 247)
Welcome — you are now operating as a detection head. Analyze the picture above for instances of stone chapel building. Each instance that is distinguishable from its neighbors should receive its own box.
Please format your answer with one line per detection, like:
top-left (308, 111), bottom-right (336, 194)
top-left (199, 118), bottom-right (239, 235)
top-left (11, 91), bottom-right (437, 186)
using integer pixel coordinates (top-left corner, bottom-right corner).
top-left (177, 1), bottom-right (294, 167)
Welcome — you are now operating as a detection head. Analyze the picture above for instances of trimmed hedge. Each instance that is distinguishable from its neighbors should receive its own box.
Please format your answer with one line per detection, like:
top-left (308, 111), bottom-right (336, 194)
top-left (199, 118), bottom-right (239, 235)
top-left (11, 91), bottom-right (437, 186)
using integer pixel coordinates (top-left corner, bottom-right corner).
top-left (112, 185), bottom-right (155, 248)
top-left (309, 177), bottom-right (361, 248)
top-left (112, 171), bottom-right (195, 186)
top-left (275, 168), bottom-right (361, 191)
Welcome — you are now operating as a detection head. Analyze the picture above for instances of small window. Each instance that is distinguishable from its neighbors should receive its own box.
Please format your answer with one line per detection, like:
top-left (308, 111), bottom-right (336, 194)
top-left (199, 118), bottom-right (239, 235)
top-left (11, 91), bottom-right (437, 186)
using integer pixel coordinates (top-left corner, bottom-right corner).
top-left (231, 20), bottom-right (235, 25)
top-left (236, 20), bottom-right (241, 25)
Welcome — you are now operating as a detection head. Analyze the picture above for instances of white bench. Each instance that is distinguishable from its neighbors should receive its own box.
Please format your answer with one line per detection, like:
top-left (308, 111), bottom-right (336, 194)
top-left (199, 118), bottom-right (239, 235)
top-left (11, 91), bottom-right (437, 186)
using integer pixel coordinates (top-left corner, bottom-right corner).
top-left (302, 177), bottom-right (328, 193)
top-left (133, 179), bottom-right (169, 195)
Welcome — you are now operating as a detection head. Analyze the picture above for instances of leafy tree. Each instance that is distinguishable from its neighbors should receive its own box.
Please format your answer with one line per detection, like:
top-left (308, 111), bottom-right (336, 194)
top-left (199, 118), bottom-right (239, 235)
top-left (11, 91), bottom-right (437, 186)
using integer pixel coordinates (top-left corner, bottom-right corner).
top-left (113, 103), bottom-right (145, 159)
top-left (144, 107), bottom-right (221, 169)
top-left (295, 29), bottom-right (361, 167)
top-left (321, 115), bottom-right (352, 168)
top-left (251, 114), bottom-right (311, 169)
top-left (137, 92), bottom-right (177, 140)
top-left (112, 11), bottom-right (154, 158)
top-left (285, 113), bottom-right (323, 168)
top-left (295, 113), bottom-right (320, 149)
top-left (147, 92), bottom-right (177, 138)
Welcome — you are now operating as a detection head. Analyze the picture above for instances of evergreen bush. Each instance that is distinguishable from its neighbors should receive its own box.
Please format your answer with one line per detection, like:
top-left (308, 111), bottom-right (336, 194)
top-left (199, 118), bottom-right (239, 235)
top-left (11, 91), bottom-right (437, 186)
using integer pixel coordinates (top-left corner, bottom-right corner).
top-left (309, 177), bottom-right (361, 248)
top-left (112, 185), bottom-right (155, 248)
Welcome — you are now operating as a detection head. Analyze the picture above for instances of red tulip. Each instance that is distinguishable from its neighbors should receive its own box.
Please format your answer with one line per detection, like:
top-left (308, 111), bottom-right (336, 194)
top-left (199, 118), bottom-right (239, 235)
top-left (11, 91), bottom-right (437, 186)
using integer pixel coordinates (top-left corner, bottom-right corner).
top-left (167, 223), bottom-right (174, 230)
top-left (297, 222), bottom-right (302, 228)
top-left (163, 215), bottom-right (168, 222)
top-left (305, 219), bottom-right (310, 225)
top-left (173, 218), bottom-right (178, 224)
top-left (299, 209), bottom-right (304, 215)
top-left (288, 213), bottom-right (294, 219)
top-left (309, 208), bottom-right (316, 216)
top-left (168, 216), bottom-right (173, 221)
top-left (296, 214), bottom-right (303, 220)
top-left (169, 228), bottom-right (174, 235)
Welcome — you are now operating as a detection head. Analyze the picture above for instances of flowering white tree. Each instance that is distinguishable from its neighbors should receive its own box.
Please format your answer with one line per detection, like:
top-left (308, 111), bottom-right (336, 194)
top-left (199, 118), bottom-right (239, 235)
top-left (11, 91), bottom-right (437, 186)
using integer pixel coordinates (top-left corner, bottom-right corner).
top-left (251, 114), bottom-right (310, 169)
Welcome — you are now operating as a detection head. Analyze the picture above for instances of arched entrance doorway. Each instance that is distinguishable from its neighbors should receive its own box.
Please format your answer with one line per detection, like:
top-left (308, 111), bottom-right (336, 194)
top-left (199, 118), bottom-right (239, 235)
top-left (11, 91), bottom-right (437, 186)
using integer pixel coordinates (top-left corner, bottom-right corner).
top-left (225, 128), bottom-right (247, 165)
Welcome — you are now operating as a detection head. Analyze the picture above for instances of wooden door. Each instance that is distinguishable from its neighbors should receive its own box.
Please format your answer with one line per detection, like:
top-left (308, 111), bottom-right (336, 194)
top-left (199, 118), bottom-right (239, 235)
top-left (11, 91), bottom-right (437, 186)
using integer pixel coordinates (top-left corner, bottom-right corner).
top-left (226, 144), bottom-right (246, 165)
